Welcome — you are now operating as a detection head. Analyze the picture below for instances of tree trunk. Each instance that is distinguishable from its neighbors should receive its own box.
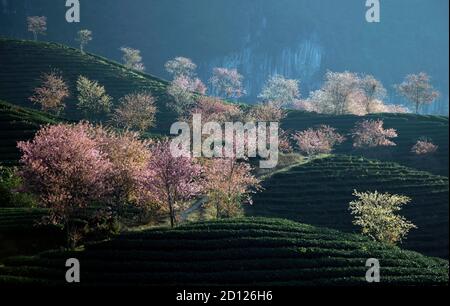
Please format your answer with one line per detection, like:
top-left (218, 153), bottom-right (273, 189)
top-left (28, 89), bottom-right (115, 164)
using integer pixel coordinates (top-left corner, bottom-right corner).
top-left (216, 200), bottom-right (220, 219)
top-left (66, 222), bottom-right (77, 250)
top-left (168, 201), bottom-right (175, 228)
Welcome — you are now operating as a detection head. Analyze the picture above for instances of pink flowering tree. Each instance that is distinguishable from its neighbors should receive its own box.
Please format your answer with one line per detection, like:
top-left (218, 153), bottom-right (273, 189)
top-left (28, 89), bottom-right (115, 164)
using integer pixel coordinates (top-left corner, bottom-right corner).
top-left (395, 73), bottom-right (440, 114)
top-left (247, 102), bottom-right (286, 123)
top-left (120, 47), bottom-right (145, 71)
top-left (167, 75), bottom-right (207, 116)
top-left (29, 70), bottom-right (70, 115)
top-left (143, 140), bottom-right (204, 227)
top-left (111, 92), bottom-right (157, 132)
top-left (165, 57), bottom-right (207, 116)
top-left (165, 57), bottom-right (197, 79)
top-left (411, 139), bottom-right (438, 155)
top-left (17, 123), bottom-right (113, 248)
top-left (204, 157), bottom-right (261, 219)
top-left (27, 16), bottom-right (47, 41)
top-left (210, 67), bottom-right (245, 99)
top-left (352, 119), bottom-right (398, 148)
top-left (92, 127), bottom-right (152, 209)
top-left (189, 96), bottom-right (242, 123)
top-left (258, 75), bottom-right (300, 107)
top-left (293, 125), bottom-right (345, 156)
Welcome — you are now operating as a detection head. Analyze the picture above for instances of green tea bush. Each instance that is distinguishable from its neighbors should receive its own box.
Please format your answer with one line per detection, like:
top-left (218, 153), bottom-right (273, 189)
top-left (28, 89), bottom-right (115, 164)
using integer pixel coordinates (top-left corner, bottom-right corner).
top-left (0, 166), bottom-right (36, 208)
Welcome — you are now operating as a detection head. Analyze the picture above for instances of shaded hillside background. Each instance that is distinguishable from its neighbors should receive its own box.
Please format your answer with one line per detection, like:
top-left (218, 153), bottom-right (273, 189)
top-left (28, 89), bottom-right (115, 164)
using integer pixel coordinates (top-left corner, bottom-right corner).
top-left (0, 0), bottom-right (448, 114)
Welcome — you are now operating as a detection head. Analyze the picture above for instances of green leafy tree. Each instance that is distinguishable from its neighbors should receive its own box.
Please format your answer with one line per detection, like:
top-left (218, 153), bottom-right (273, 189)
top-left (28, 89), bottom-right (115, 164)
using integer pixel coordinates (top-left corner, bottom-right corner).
top-left (76, 76), bottom-right (112, 118)
top-left (349, 190), bottom-right (417, 245)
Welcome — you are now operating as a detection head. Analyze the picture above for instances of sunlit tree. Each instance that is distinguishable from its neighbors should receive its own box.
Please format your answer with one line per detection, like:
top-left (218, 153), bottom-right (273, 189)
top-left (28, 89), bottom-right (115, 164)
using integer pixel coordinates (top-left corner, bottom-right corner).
top-left (360, 75), bottom-right (387, 114)
top-left (411, 139), bottom-right (438, 155)
top-left (293, 125), bottom-right (345, 156)
top-left (309, 71), bottom-right (361, 115)
top-left (112, 92), bottom-right (157, 132)
top-left (29, 70), bottom-right (69, 115)
top-left (17, 123), bottom-right (113, 248)
top-left (189, 96), bottom-right (242, 123)
top-left (258, 75), bottom-right (300, 107)
top-left (395, 73), bottom-right (440, 114)
top-left (165, 57), bottom-right (197, 79)
top-left (76, 29), bottom-right (93, 53)
top-left (92, 127), bottom-right (152, 208)
top-left (246, 102), bottom-right (286, 123)
top-left (120, 47), bottom-right (145, 71)
top-left (27, 16), bottom-right (47, 41)
top-left (349, 190), bottom-right (417, 245)
top-left (167, 75), bottom-right (207, 116)
top-left (210, 67), bottom-right (245, 99)
top-left (76, 76), bottom-right (112, 117)
top-left (204, 157), bottom-right (261, 219)
top-left (17, 123), bottom-right (155, 247)
top-left (143, 140), bottom-right (204, 227)
top-left (352, 119), bottom-right (398, 148)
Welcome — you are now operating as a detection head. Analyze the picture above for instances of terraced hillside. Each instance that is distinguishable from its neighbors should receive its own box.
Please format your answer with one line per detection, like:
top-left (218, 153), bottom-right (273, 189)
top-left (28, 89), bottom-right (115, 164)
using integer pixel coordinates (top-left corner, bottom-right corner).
top-left (0, 208), bottom-right (62, 261)
top-left (0, 100), bottom-right (60, 165)
top-left (247, 156), bottom-right (449, 258)
top-left (0, 39), bottom-right (177, 135)
top-left (0, 218), bottom-right (447, 286)
top-left (283, 111), bottom-right (449, 176)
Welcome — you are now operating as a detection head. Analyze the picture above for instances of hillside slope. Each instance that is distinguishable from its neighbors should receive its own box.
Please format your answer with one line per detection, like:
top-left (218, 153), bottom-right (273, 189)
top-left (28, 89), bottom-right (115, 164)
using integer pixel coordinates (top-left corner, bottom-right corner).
top-left (282, 111), bottom-right (449, 176)
top-left (247, 156), bottom-right (449, 258)
top-left (0, 208), bottom-right (62, 261)
top-left (0, 100), bottom-right (61, 165)
top-left (0, 218), bottom-right (447, 286)
top-left (0, 39), bottom-right (177, 135)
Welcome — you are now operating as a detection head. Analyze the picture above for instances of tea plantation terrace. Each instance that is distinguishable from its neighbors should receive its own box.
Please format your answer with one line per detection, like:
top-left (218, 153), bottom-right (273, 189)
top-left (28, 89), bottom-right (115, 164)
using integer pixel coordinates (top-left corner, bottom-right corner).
top-left (0, 218), bottom-right (447, 286)
top-left (0, 39), bottom-right (178, 135)
top-left (247, 155), bottom-right (449, 258)
top-left (282, 111), bottom-right (449, 176)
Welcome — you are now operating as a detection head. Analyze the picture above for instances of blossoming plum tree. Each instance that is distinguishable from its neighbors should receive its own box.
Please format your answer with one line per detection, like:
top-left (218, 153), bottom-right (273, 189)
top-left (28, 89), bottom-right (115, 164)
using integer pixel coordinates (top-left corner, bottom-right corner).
top-left (143, 140), bottom-right (204, 227)
top-left (165, 57), bottom-right (197, 79)
top-left (27, 16), bottom-right (47, 41)
top-left (17, 123), bottom-right (113, 248)
top-left (352, 119), bottom-right (398, 148)
top-left (120, 47), bottom-right (145, 71)
top-left (411, 139), bottom-right (438, 155)
top-left (204, 156), bottom-right (261, 219)
top-left (167, 75), bottom-right (207, 116)
top-left (29, 70), bottom-right (69, 115)
top-left (210, 67), bottom-right (245, 99)
top-left (395, 73), bottom-right (440, 114)
top-left (111, 92), bottom-right (157, 132)
top-left (258, 75), bottom-right (300, 107)
top-left (293, 125), bottom-right (345, 156)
